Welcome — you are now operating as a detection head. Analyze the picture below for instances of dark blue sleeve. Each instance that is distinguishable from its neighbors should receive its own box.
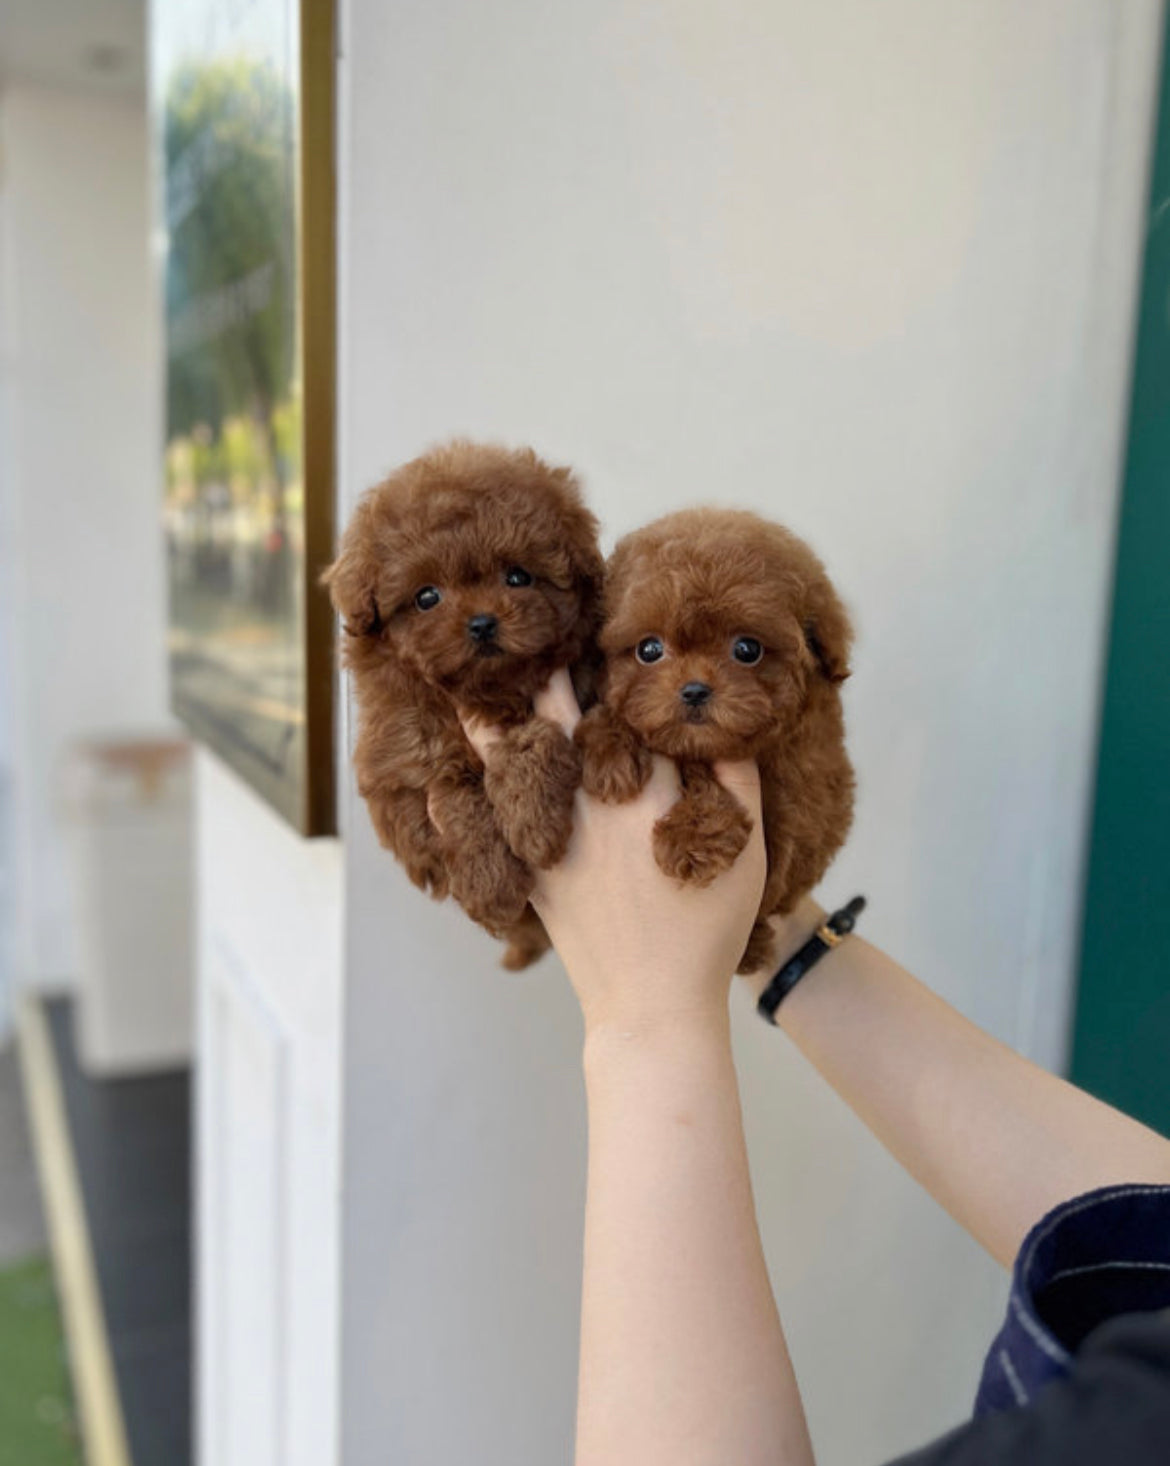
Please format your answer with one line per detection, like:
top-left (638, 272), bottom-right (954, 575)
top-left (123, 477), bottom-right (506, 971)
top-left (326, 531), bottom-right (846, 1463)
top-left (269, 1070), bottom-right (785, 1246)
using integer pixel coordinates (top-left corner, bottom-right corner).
top-left (888, 1310), bottom-right (1170, 1466)
top-left (884, 1183), bottom-right (1170, 1465)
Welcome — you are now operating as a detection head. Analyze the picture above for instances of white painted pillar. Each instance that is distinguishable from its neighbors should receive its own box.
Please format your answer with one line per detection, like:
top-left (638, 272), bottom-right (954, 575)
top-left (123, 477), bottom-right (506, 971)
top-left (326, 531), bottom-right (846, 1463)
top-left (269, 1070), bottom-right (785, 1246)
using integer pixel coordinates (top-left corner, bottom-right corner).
top-left (194, 752), bottom-right (343, 1466)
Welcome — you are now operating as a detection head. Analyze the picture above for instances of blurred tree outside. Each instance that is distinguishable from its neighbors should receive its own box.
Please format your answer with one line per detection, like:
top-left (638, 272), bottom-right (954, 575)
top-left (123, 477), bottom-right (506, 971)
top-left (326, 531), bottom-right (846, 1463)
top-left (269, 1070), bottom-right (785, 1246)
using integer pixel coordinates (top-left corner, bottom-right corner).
top-left (163, 56), bottom-right (300, 620)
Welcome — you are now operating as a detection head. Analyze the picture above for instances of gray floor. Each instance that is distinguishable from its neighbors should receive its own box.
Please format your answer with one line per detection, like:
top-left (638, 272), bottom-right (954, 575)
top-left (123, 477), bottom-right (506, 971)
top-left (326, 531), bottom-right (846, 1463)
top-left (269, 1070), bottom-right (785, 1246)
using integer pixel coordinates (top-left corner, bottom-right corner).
top-left (0, 1036), bottom-right (47, 1266)
top-left (46, 999), bottom-right (191, 1466)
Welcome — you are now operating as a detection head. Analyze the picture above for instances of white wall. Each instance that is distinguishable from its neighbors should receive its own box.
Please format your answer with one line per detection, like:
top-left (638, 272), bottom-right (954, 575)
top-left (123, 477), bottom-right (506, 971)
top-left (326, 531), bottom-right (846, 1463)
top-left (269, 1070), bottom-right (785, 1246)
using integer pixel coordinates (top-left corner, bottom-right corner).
top-left (336, 3), bottom-right (1161, 1463)
top-left (0, 81), bottom-right (169, 1022)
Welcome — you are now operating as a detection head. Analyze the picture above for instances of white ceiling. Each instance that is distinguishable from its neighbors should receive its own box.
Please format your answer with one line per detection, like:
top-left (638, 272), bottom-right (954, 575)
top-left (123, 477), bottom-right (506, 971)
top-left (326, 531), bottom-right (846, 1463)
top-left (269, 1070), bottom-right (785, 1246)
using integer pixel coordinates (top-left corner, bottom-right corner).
top-left (0, 0), bottom-right (145, 97)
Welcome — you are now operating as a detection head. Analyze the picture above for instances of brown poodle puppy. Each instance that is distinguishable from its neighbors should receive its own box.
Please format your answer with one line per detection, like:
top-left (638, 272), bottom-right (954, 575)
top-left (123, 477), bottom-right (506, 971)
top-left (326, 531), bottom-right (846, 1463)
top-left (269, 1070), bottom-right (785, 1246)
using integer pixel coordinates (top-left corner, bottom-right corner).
top-left (324, 441), bottom-right (603, 968)
top-left (575, 508), bottom-right (855, 974)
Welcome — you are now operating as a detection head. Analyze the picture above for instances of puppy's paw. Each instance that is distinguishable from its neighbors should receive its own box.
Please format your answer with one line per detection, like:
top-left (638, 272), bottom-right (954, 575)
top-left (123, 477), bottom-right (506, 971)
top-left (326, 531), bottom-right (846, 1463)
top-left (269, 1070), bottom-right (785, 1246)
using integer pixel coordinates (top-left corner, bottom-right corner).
top-left (448, 835), bottom-right (533, 931)
top-left (369, 794), bottom-right (450, 899)
top-left (582, 744), bottom-right (650, 805)
top-left (499, 909), bottom-right (552, 971)
top-left (737, 919), bottom-right (777, 976)
top-left (403, 845), bottom-right (450, 901)
top-left (484, 718), bottom-right (581, 869)
top-left (575, 707), bottom-right (652, 804)
top-left (652, 793), bottom-right (752, 886)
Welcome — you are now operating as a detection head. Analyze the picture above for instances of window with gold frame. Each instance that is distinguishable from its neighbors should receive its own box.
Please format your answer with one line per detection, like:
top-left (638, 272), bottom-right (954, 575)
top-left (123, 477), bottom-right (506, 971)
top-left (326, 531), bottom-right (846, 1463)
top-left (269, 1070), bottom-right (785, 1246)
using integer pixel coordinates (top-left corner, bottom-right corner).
top-left (152, 0), bottom-right (335, 835)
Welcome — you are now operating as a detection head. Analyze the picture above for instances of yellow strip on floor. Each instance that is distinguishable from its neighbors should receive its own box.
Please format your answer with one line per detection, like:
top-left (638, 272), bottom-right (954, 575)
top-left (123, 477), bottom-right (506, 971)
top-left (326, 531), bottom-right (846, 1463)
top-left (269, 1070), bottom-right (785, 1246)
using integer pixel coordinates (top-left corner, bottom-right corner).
top-left (16, 994), bottom-right (132, 1466)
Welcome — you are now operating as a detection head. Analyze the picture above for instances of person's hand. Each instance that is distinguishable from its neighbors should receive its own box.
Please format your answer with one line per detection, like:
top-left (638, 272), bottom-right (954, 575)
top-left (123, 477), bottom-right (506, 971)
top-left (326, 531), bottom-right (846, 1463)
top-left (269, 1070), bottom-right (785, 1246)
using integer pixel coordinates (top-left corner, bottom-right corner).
top-left (459, 670), bottom-right (766, 1039)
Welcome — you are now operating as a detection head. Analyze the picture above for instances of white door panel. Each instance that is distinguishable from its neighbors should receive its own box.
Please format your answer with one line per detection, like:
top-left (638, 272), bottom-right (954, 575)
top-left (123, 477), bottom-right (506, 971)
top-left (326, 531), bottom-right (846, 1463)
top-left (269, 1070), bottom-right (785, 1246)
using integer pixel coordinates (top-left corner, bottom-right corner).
top-left (195, 751), bottom-right (342, 1466)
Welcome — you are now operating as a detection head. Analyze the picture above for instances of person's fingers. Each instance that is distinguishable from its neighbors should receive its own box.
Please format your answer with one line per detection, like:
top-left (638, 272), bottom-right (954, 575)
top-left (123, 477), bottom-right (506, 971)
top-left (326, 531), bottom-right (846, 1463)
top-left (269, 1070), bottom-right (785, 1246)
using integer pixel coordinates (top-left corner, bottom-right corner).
top-left (458, 708), bottom-right (502, 763)
top-left (533, 668), bottom-right (582, 734)
top-left (641, 752), bottom-right (682, 817)
top-left (459, 668), bottom-right (581, 759)
top-left (712, 759), bottom-right (763, 821)
top-left (647, 752), bottom-right (681, 793)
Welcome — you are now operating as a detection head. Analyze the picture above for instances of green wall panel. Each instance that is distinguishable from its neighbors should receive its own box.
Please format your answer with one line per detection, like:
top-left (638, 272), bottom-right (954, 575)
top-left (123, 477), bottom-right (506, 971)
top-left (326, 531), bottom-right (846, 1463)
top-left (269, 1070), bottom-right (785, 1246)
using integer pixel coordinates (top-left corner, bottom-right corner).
top-left (1070, 29), bottom-right (1170, 1132)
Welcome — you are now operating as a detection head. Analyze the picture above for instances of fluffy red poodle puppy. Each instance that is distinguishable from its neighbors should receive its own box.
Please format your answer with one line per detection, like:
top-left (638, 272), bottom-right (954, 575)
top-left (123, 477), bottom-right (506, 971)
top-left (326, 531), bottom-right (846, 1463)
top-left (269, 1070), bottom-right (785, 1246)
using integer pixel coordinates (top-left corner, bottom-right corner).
top-left (324, 440), bottom-right (603, 969)
top-left (575, 508), bottom-right (855, 974)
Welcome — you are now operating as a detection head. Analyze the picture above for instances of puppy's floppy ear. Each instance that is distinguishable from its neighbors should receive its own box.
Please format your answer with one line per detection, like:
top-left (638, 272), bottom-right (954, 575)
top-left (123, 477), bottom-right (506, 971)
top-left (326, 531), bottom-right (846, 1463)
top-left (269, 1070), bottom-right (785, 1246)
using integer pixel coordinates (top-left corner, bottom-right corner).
top-left (320, 500), bottom-right (384, 637)
top-left (596, 531), bottom-right (658, 651)
top-left (567, 525), bottom-right (605, 637)
top-left (803, 576), bottom-right (853, 683)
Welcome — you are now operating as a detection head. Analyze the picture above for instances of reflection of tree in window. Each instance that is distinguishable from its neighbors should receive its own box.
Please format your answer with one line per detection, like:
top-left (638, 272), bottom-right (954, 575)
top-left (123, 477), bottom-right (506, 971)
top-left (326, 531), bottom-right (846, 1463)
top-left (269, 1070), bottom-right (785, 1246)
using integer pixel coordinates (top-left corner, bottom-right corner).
top-left (164, 58), bottom-right (296, 618)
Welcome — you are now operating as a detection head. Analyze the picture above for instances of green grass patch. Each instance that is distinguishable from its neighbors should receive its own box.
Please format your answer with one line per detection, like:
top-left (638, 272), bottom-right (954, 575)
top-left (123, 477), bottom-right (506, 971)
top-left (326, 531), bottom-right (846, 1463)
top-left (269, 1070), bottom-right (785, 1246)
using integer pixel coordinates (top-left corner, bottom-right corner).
top-left (0, 1254), bottom-right (79, 1466)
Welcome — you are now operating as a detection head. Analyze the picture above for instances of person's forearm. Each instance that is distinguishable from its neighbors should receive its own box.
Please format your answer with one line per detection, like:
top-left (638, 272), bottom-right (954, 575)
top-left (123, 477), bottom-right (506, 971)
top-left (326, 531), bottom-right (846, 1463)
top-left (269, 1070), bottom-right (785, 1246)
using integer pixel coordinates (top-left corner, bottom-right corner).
top-left (767, 905), bottom-right (1170, 1268)
top-left (576, 1011), bottom-right (814, 1466)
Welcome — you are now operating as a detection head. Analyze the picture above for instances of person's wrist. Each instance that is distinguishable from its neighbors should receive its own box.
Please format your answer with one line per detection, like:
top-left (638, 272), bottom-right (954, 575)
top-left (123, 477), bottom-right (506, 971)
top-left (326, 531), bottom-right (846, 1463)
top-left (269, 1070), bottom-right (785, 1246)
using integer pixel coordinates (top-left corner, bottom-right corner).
top-left (780, 895), bottom-right (828, 946)
top-left (581, 993), bottom-right (732, 1070)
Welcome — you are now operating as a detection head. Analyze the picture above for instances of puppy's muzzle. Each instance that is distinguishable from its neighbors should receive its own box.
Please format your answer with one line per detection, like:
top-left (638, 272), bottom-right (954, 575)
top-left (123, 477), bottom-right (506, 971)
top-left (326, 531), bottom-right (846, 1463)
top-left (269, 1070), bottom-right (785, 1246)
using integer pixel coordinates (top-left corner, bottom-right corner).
top-left (680, 681), bottom-right (712, 708)
top-left (467, 614), bottom-right (499, 644)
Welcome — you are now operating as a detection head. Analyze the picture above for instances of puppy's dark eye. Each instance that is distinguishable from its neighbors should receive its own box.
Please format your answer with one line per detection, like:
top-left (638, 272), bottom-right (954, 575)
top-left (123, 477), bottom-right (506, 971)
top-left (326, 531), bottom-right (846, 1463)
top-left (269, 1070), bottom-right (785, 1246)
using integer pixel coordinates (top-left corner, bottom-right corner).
top-left (504, 566), bottom-right (533, 588)
top-left (414, 586), bottom-right (441, 611)
top-left (732, 636), bottom-right (763, 665)
top-left (635, 636), bottom-right (665, 665)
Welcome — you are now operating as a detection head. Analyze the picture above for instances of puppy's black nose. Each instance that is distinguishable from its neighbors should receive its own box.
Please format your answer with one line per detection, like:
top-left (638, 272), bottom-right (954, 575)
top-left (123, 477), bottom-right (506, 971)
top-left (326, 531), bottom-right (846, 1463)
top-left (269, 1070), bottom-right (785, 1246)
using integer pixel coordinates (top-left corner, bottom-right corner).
top-left (680, 681), bottom-right (712, 707)
top-left (468, 613), bottom-right (499, 643)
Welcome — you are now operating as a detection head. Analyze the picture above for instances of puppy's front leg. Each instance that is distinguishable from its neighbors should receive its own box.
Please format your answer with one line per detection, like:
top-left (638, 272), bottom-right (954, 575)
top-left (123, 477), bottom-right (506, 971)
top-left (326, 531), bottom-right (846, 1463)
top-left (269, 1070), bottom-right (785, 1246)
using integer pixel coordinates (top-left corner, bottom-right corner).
top-left (366, 784), bottom-right (450, 899)
top-left (653, 762), bottom-right (753, 887)
top-left (738, 919), bottom-right (778, 975)
top-left (429, 768), bottom-right (534, 932)
top-left (575, 705), bottom-right (653, 804)
top-left (499, 905), bottom-right (552, 972)
top-left (482, 716), bottom-right (582, 869)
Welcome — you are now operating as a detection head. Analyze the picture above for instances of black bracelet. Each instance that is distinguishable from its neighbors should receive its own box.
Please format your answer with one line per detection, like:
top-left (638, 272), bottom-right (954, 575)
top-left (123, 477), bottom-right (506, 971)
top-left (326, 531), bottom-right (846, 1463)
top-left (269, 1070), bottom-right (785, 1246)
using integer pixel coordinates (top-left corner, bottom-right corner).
top-left (756, 896), bottom-right (866, 1024)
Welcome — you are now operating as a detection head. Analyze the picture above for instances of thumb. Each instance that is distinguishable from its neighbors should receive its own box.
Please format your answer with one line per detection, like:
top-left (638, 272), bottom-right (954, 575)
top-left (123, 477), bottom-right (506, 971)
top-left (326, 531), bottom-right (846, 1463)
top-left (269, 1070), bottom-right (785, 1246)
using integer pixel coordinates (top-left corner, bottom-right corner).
top-left (458, 709), bottom-right (503, 762)
top-left (533, 667), bottom-right (582, 735)
top-left (712, 759), bottom-right (762, 821)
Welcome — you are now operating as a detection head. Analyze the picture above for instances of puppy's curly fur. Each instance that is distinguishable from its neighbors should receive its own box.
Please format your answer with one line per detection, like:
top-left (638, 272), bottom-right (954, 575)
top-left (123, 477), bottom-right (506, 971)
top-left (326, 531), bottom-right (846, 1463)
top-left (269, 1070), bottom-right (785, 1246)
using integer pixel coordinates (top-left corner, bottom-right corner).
top-left (324, 441), bottom-right (603, 969)
top-left (576, 508), bottom-right (855, 974)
